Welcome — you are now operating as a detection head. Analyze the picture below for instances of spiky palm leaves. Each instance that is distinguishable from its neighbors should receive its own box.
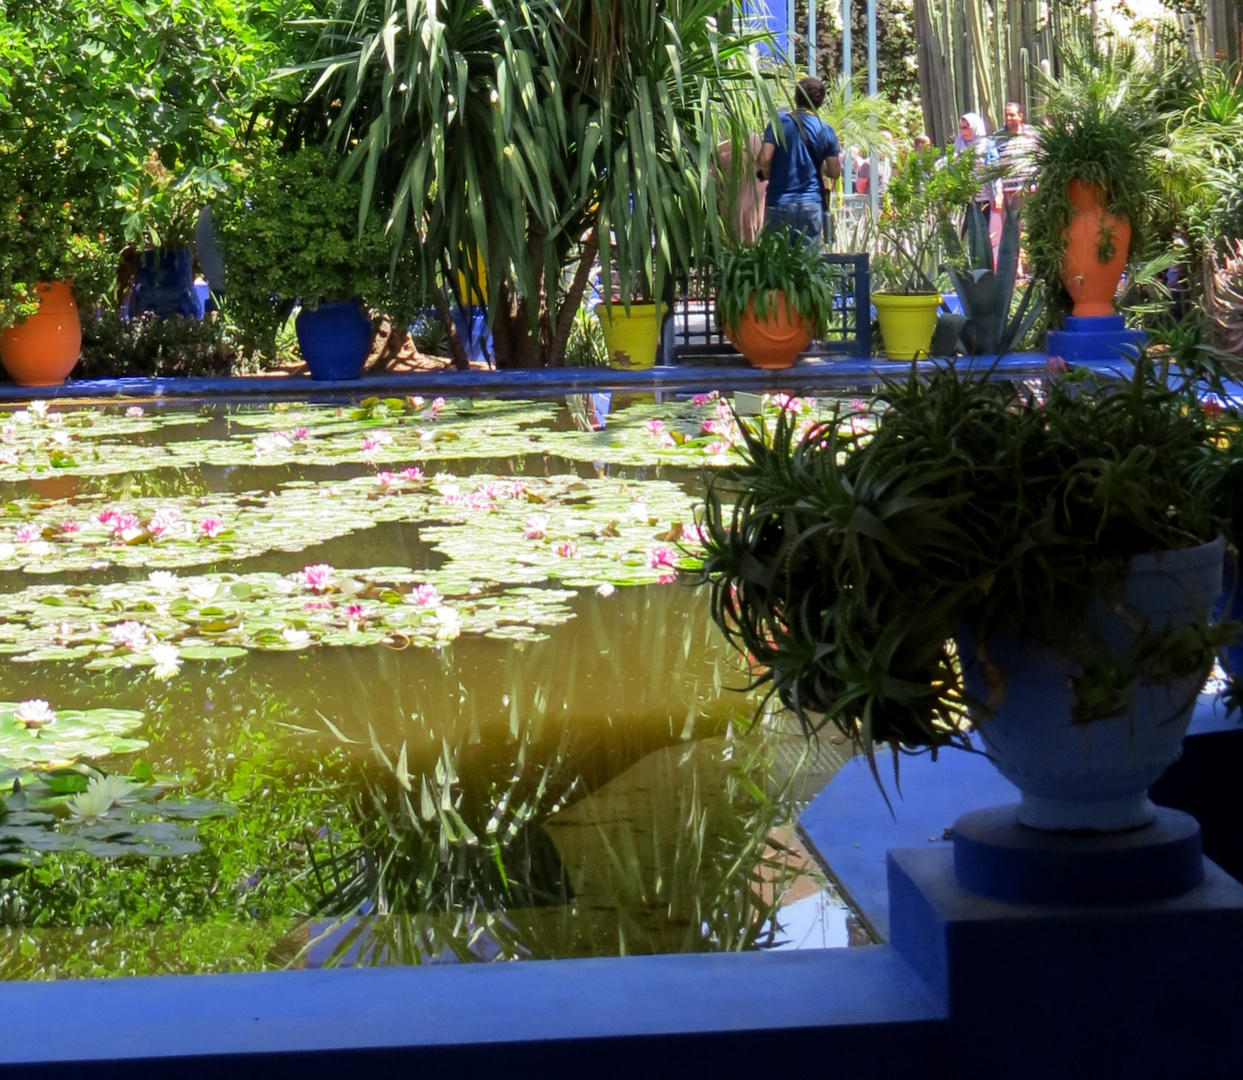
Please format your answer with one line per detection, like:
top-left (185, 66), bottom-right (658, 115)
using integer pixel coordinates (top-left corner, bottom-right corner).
top-left (294, 0), bottom-right (774, 367)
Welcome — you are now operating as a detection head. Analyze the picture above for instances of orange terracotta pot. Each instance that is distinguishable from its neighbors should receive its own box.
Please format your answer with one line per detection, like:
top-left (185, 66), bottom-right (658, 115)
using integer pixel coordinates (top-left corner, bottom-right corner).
top-left (1060, 180), bottom-right (1132, 318)
top-left (723, 291), bottom-right (813, 369)
top-left (0, 282), bottom-right (82, 387)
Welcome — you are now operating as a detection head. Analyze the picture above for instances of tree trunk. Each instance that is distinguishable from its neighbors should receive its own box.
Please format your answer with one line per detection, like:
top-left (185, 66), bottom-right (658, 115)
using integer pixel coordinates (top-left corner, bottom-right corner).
top-left (432, 291), bottom-right (472, 370)
top-left (548, 229), bottom-right (601, 368)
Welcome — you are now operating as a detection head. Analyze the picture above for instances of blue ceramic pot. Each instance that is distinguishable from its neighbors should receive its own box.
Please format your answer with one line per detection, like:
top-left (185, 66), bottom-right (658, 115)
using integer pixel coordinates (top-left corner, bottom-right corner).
top-left (295, 300), bottom-right (372, 380)
top-left (450, 306), bottom-right (493, 364)
top-left (1215, 550), bottom-right (1243, 676)
top-left (127, 247), bottom-right (203, 321)
top-left (963, 537), bottom-right (1225, 832)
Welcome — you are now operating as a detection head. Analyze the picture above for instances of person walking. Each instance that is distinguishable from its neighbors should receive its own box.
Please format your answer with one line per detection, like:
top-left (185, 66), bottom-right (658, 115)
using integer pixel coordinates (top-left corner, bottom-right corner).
top-left (757, 77), bottom-right (842, 246)
top-left (953, 112), bottom-right (1002, 227)
top-left (997, 101), bottom-right (1038, 217)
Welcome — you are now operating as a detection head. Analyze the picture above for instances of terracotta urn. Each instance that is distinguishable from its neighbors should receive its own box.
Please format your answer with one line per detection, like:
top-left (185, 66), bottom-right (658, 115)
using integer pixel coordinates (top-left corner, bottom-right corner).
top-left (1060, 179), bottom-right (1132, 318)
top-left (724, 291), bottom-right (813, 369)
top-left (0, 281), bottom-right (82, 387)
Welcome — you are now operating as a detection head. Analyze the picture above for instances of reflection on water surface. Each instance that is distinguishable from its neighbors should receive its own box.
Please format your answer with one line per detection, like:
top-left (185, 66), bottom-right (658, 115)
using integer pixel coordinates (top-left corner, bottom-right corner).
top-left (0, 394), bottom-right (865, 978)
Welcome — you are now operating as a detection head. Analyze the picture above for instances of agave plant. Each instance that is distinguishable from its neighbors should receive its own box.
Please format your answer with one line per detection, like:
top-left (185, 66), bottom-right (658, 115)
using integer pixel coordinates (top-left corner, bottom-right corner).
top-left (292, 0), bottom-right (775, 368)
top-left (942, 203), bottom-right (1043, 355)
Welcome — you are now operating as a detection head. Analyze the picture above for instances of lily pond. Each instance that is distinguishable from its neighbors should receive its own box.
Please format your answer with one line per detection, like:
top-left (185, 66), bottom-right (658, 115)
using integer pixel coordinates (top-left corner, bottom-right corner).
top-left (0, 390), bottom-right (866, 978)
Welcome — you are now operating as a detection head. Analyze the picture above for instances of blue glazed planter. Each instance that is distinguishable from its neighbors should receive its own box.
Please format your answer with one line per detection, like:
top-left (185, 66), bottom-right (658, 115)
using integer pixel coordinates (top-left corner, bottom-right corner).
top-left (295, 300), bottom-right (372, 381)
top-left (1216, 550), bottom-right (1243, 676)
top-left (963, 537), bottom-right (1225, 832)
top-left (450, 306), bottom-right (493, 364)
top-left (127, 247), bottom-right (204, 321)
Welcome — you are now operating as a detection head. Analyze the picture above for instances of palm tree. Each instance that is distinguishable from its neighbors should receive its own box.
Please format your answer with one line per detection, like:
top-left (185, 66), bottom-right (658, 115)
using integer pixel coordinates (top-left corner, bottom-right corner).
top-left (291, 0), bottom-right (775, 367)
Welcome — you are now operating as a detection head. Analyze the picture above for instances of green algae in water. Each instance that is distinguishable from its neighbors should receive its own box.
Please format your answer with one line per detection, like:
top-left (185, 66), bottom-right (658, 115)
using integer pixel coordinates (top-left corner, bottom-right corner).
top-left (0, 393), bottom-right (861, 974)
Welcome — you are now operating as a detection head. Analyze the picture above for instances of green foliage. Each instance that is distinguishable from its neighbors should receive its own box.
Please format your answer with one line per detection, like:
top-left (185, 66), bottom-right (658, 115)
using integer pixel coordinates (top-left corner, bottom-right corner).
top-left (1024, 41), bottom-right (1165, 318)
top-left (0, 139), bottom-right (113, 329)
top-left (698, 360), bottom-right (1233, 782)
top-left (214, 148), bottom-right (416, 358)
top-left (1, 1), bottom-right (310, 247)
top-left (870, 148), bottom-right (980, 294)
top-left (943, 204), bottom-right (1044, 355)
top-left (564, 304), bottom-right (609, 368)
top-left (78, 311), bottom-right (235, 378)
top-left (292, 0), bottom-right (775, 367)
top-left (714, 228), bottom-right (840, 339)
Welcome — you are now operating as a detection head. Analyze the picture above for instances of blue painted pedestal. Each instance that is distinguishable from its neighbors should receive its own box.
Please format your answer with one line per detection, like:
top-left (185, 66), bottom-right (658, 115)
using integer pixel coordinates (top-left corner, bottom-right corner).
top-left (1047, 314), bottom-right (1145, 367)
top-left (888, 847), bottom-right (1243, 1079)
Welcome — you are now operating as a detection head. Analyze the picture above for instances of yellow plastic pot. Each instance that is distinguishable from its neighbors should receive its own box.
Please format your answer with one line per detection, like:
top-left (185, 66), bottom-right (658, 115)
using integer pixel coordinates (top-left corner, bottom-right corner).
top-left (872, 292), bottom-right (942, 361)
top-left (594, 302), bottom-right (667, 370)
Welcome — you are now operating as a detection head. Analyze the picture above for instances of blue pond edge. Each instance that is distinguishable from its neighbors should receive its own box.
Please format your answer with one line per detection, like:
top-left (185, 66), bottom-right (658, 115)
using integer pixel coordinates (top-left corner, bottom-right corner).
top-left (0, 352), bottom-right (1120, 406)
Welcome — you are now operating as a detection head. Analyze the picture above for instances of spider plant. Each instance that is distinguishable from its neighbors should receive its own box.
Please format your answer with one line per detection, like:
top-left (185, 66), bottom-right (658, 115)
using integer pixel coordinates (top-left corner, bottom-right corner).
top-left (697, 358), bottom-right (1235, 788)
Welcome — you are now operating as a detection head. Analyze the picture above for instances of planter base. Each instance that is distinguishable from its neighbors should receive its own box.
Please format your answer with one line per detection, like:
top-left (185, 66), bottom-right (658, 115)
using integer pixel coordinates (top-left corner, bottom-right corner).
top-left (1047, 314), bottom-right (1145, 367)
top-left (952, 804), bottom-right (1203, 905)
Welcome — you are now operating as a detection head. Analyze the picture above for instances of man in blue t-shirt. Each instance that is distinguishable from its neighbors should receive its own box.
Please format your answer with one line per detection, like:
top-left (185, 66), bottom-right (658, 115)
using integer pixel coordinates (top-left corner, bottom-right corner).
top-left (758, 77), bottom-right (842, 246)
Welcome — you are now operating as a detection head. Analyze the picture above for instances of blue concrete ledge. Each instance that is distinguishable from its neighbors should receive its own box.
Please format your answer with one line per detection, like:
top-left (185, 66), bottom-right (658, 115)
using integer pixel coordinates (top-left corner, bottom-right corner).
top-left (0, 352), bottom-right (1119, 406)
top-left (800, 690), bottom-right (1242, 940)
top-left (0, 948), bottom-right (948, 1078)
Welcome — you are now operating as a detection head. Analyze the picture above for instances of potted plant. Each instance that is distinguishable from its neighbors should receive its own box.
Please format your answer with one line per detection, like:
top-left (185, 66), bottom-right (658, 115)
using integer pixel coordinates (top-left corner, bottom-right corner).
top-left (214, 149), bottom-right (416, 379)
top-left (869, 148), bottom-right (979, 360)
top-left (713, 228), bottom-right (837, 369)
top-left (116, 151), bottom-right (214, 322)
top-left (1024, 43), bottom-right (1162, 320)
top-left (697, 360), bottom-right (1233, 831)
top-left (595, 254), bottom-right (668, 370)
top-left (0, 140), bottom-right (113, 387)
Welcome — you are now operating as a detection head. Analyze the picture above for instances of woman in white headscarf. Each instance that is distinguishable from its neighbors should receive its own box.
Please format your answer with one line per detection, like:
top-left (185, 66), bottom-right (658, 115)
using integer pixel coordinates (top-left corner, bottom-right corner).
top-left (953, 112), bottom-right (1002, 227)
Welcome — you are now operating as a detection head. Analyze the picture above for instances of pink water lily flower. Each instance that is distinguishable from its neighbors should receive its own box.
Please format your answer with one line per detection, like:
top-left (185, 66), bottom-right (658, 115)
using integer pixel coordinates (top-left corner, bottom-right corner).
top-left (375, 471), bottom-right (399, 487)
top-left (401, 466), bottom-right (424, 481)
top-left (60, 520), bottom-right (81, 535)
top-left (96, 509), bottom-right (118, 526)
top-left (147, 507), bottom-right (182, 537)
top-left (14, 524), bottom-right (39, 543)
top-left (553, 540), bottom-right (579, 558)
top-left (524, 514), bottom-right (550, 540)
top-left (199, 517), bottom-right (226, 539)
top-left (297, 563), bottom-right (336, 592)
top-left (109, 513), bottom-right (141, 537)
top-left (410, 396), bottom-right (426, 410)
top-left (291, 427), bottom-right (310, 441)
top-left (647, 545), bottom-right (677, 569)
top-left (430, 397), bottom-right (446, 417)
top-left (408, 583), bottom-right (441, 608)
top-left (110, 621), bottom-right (151, 651)
top-left (657, 572), bottom-right (677, 585)
top-left (705, 442), bottom-right (730, 457)
top-left (303, 600), bottom-right (334, 612)
top-left (646, 419), bottom-right (665, 435)
top-left (680, 523), bottom-right (708, 546)
top-left (126, 406), bottom-right (145, 418)
top-left (690, 392), bottom-right (718, 406)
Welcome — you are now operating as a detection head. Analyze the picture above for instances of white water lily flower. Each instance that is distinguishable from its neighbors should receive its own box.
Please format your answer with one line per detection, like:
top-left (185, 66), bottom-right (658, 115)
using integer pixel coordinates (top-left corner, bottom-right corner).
top-left (281, 627), bottom-right (311, 646)
top-left (148, 571), bottom-right (179, 593)
top-left (28, 401), bottom-right (47, 419)
top-left (189, 580), bottom-right (219, 602)
top-left (596, 583), bottom-right (616, 598)
top-left (67, 774), bottom-right (139, 823)
top-left (432, 606), bottom-right (461, 642)
top-left (28, 541), bottom-right (53, 557)
top-left (628, 501), bottom-right (649, 521)
top-left (14, 699), bottom-right (55, 730)
top-left (0, 543), bottom-right (14, 561)
top-left (148, 643), bottom-right (182, 681)
top-left (111, 621), bottom-right (152, 651)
